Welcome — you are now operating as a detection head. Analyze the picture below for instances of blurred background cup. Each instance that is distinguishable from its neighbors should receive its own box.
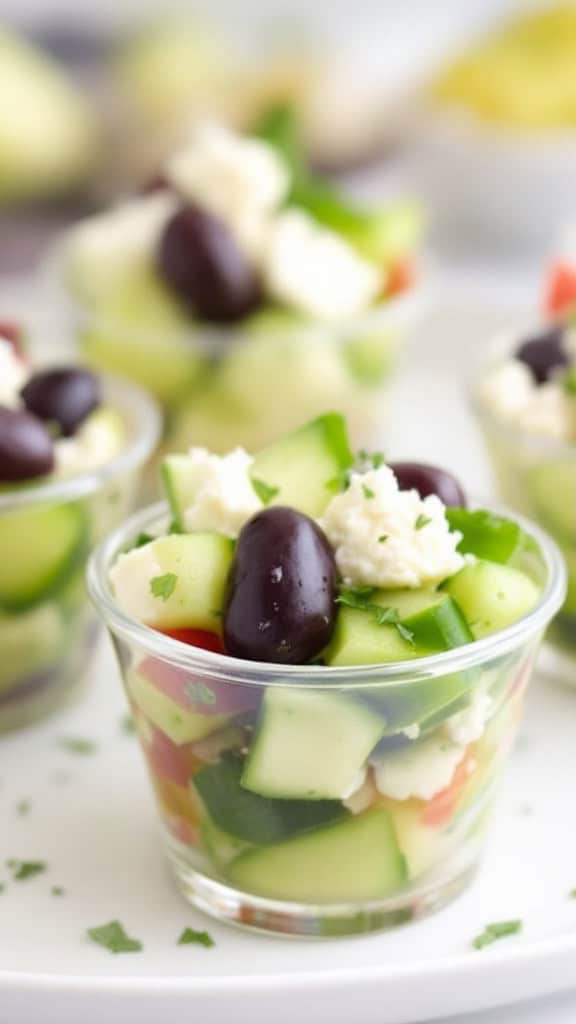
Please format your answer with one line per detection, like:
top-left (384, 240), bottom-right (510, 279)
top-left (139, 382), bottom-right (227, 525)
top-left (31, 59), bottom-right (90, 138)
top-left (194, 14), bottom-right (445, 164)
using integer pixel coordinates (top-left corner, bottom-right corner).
top-left (0, 376), bottom-right (159, 733)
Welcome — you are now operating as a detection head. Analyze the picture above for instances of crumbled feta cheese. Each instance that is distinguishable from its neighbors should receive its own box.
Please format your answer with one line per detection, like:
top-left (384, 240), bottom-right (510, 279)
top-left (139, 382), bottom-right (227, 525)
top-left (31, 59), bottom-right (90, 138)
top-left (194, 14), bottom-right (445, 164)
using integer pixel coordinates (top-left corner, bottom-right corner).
top-left (340, 766), bottom-right (368, 801)
top-left (263, 208), bottom-right (381, 320)
top-left (320, 465), bottom-right (464, 588)
top-left (0, 339), bottom-right (27, 407)
top-left (167, 122), bottom-right (288, 261)
top-left (180, 447), bottom-right (262, 537)
top-left (66, 192), bottom-right (177, 286)
top-left (444, 688), bottom-right (493, 746)
top-left (402, 723), bottom-right (421, 740)
top-left (343, 771), bottom-right (378, 814)
top-left (110, 544), bottom-right (164, 624)
top-left (372, 734), bottom-right (466, 801)
top-left (55, 411), bottom-right (125, 477)
top-left (480, 357), bottom-right (572, 441)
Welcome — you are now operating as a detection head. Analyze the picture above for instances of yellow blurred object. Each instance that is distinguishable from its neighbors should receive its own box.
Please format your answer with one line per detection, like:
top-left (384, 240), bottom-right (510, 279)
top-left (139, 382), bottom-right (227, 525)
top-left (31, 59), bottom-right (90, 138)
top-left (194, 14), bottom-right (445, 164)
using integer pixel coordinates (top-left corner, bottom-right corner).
top-left (0, 27), bottom-right (99, 203)
top-left (432, 3), bottom-right (576, 130)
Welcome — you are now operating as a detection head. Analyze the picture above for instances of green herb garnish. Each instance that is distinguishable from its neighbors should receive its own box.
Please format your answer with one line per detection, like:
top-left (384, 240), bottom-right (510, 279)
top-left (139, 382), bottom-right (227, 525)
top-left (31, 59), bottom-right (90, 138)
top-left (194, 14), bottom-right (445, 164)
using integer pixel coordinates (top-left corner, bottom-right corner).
top-left (564, 368), bottom-right (576, 395)
top-left (362, 483), bottom-right (375, 500)
top-left (150, 573), bottom-right (177, 602)
top-left (472, 919), bottom-right (522, 950)
top-left (335, 585), bottom-right (377, 610)
top-left (396, 622), bottom-right (415, 645)
top-left (51, 886), bottom-right (65, 897)
top-left (87, 920), bottom-right (143, 954)
top-left (251, 478), bottom-right (280, 505)
top-left (120, 714), bottom-right (135, 736)
top-left (569, 889), bottom-right (576, 899)
top-left (177, 927), bottom-right (215, 948)
top-left (133, 532), bottom-right (154, 549)
top-left (336, 588), bottom-right (415, 646)
top-left (58, 737), bottom-right (98, 756)
top-left (9, 860), bottom-right (46, 881)
top-left (15, 800), bottom-right (31, 817)
top-left (415, 514), bottom-right (432, 531)
top-left (378, 535), bottom-right (388, 543)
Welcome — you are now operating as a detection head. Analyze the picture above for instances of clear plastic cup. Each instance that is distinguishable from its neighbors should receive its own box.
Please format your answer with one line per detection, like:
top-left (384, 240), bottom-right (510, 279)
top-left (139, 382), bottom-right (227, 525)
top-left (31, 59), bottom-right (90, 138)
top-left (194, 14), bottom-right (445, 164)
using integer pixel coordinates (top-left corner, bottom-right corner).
top-left (0, 377), bottom-right (160, 732)
top-left (472, 382), bottom-right (576, 686)
top-left (74, 287), bottom-right (425, 457)
top-left (89, 501), bottom-right (564, 937)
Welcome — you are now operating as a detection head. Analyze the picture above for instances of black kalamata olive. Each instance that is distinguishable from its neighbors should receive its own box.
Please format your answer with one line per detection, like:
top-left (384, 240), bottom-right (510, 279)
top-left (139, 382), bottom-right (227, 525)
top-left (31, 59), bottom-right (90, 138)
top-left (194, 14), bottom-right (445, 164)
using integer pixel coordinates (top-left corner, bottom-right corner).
top-left (21, 367), bottom-right (100, 437)
top-left (515, 324), bottom-right (568, 384)
top-left (389, 462), bottom-right (466, 507)
top-left (0, 406), bottom-right (54, 482)
top-left (156, 204), bottom-right (262, 323)
top-left (223, 507), bottom-right (338, 664)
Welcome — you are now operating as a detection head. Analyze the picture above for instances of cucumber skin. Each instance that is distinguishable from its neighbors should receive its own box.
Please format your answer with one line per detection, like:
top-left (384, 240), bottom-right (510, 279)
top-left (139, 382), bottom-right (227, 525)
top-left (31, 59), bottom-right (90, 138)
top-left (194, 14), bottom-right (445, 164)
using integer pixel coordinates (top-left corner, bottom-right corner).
top-left (193, 755), bottom-right (348, 845)
top-left (0, 503), bottom-right (88, 612)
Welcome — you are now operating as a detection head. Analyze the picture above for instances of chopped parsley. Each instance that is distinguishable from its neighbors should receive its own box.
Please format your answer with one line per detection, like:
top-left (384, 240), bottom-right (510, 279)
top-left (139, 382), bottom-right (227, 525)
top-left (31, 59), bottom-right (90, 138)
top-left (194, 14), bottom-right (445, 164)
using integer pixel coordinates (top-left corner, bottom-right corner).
top-left (58, 737), bottom-right (98, 756)
top-left (8, 860), bottom-right (46, 881)
top-left (472, 919), bottom-right (522, 950)
top-left (336, 585), bottom-right (377, 610)
top-left (120, 713), bottom-right (135, 736)
top-left (177, 927), bottom-right (215, 948)
top-left (378, 535), bottom-right (388, 543)
top-left (150, 573), bottom-right (178, 602)
top-left (251, 478), bottom-right (280, 504)
top-left (0, 883), bottom-right (4, 893)
top-left (396, 622), bottom-right (415, 645)
top-left (569, 889), bottom-right (576, 899)
top-left (372, 606), bottom-right (400, 627)
top-left (362, 483), bottom-right (375, 500)
top-left (51, 886), bottom-right (65, 897)
top-left (133, 531), bottom-right (154, 549)
top-left (336, 587), bottom-right (414, 645)
top-left (357, 449), bottom-right (385, 471)
top-left (15, 799), bottom-right (31, 817)
top-left (87, 920), bottom-right (143, 954)
top-left (415, 514), bottom-right (432, 531)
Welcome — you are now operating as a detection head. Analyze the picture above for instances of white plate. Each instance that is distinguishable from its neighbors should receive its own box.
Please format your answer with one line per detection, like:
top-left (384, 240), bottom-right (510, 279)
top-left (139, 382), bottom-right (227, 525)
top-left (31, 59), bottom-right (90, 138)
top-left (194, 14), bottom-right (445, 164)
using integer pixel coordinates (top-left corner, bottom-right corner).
top-left (1, 646), bottom-right (576, 1024)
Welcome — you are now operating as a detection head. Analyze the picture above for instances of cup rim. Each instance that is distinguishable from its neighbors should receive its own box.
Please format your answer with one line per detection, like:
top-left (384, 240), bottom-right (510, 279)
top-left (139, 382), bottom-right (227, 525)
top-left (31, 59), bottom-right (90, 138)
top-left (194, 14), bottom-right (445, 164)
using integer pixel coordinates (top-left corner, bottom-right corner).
top-left (87, 498), bottom-right (566, 690)
top-left (469, 326), bottom-right (576, 461)
top-left (0, 374), bottom-right (161, 511)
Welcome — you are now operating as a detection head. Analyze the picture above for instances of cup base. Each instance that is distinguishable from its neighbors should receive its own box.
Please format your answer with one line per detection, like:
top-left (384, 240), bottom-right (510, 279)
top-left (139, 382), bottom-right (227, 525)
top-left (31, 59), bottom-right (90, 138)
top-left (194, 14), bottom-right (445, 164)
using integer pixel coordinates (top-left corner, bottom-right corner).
top-left (164, 832), bottom-right (479, 939)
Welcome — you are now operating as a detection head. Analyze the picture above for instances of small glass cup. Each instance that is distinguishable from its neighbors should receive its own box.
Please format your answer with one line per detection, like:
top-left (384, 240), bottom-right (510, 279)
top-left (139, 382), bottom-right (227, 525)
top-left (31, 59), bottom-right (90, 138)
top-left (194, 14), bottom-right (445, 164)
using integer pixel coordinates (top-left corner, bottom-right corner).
top-left (472, 373), bottom-right (576, 686)
top-left (74, 287), bottom-right (424, 458)
top-left (0, 377), bottom-right (160, 732)
top-left (89, 501), bottom-right (564, 938)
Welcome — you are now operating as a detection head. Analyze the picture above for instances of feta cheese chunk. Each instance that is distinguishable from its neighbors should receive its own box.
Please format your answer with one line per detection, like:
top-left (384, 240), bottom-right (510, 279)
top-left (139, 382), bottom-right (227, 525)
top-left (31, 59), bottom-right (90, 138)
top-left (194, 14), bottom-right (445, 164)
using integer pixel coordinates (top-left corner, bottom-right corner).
top-left (167, 122), bottom-right (288, 260)
top-left (320, 465), bottom-right (464, 588)
top-left (179, 447), bottom-right (262, 538)
top-left (372, 734), bottom-right (467, 801)
top-left (0, 338), bottom-right (27, 407)
top-left (55, 409), bottom-right (126, 477)
top-left (109, 542), bottom-right (164, 625)
top-left (264, 208), bottom-right (381, 320)
top-left (480, 357), bottom-right (572, 441)
top-left (444, 687), bottom-right (493, 746)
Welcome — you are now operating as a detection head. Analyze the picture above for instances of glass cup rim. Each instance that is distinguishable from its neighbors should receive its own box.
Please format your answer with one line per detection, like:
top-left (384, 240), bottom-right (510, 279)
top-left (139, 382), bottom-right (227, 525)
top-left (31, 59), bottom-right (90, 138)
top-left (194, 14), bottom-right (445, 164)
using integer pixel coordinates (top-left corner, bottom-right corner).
top-left (469, 326), bottom-right (576, 461)
top-left (0, 374), bottom-right (161, 511)
top-left (87, 498), bottom-right (566, 690)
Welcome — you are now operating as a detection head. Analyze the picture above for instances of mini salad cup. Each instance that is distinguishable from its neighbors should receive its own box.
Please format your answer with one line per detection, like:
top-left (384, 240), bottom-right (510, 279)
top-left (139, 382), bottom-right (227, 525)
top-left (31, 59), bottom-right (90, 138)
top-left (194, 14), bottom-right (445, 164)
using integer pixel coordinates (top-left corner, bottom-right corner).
top-left (76, 284), bottom-right (423, 457)
top-left (0, 378), bottom-right (160, 733)
top-left (89, 501), bottom-right (564, 938)
top-left (473, 393), bottom-right (576, 686)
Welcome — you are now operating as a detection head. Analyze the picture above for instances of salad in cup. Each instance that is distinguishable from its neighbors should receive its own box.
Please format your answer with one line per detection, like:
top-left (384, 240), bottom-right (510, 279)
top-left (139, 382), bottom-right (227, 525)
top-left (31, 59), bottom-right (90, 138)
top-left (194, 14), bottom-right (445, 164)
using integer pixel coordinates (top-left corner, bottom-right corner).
top-left (62, 112), bottom-right (423, 456)
top-left (0, 324), bottom-right (159, 731)
top-left (474, 258), bottom-right (576, 683)
top-left (89, 413), bottom-right (564, 936)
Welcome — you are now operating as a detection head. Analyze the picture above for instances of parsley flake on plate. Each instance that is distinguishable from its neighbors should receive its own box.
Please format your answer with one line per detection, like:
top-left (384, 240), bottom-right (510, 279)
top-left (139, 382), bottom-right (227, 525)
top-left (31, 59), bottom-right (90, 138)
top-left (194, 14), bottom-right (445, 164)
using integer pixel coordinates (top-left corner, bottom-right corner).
top-left (87, 920), bottom-right (143, 954)
top-left (51, 886), bottom-right (65, 897)
top-left (150, 573), bottom-right (178, 602)
top-left (15, 799), bottom-right (31, 817)
top-left (120, 713), bottom-right (135, 736)
top-left (362, 483), bottom-right (375, 500)
top-left (8, 860), bottom-right (46, 881)
top-left (58, 737), bottom-right (98, 756)
top-left (472, 919), bottom-right (522, 950)
top-left (177, 927), bottom-right (215, 948)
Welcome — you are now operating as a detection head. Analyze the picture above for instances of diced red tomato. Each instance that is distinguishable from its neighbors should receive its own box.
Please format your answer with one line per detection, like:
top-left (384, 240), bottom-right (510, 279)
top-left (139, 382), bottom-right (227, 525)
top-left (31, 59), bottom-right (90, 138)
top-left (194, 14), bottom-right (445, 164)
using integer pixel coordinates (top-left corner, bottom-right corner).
top-left (384, 259), bottom-right (415, 298)
top-left (545, 262), bottom-right (576, 317)
top-left (420, 752), bottom-right (475, 828)
top-left (0, 320), bottom-right (25, 359)
top-left (159, 628), bottom-right (224, 654)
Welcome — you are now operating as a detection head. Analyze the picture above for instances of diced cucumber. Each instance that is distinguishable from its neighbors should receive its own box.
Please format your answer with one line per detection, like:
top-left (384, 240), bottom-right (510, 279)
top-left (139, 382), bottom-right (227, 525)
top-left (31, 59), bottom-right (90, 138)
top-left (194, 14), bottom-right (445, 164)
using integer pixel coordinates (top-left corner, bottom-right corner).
top-left (326, 608), bottom-right (422, 667)
top-left (446, 508), bottom-right (525, 564)
top-left (228, 807), bottom-right (407, 904)
top-left (362, 672), bottom-right (474, 735)
top-left (193, 755), bottom-right (347, 844)
top-left (525, 462), bottom-right (576, 543)
top-left (397, 592), bottom-right (473, 651)
top-left (241, 688), bottom-right (385, 800)
top-left (251, 412), bottom-right (354, 518)
top-left (342, 326), bottom-right (397, 386)
top-left (445, 560), bottom-right (541, 639)
top-left (0, 604), bottom-right (64, 694)
top-left (127, 670), bottom-right (228, 745)
top-left (0, 503), bottom-right (86, 611)
top-left (383, 799), bottom-right (455, 879)
top-left (110, 532), bottom-right (234, 630)
top-left (200, 813), bottom-right (254, 869)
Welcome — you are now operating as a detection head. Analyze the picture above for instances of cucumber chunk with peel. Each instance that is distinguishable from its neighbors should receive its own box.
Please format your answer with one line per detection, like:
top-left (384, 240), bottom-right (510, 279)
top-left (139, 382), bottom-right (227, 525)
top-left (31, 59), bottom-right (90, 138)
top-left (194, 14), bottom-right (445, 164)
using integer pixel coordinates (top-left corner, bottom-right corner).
top-left (241, 688), bottom-right (385, 800)
top-left (127, 669), bottom-right (228, 745)
top-left (445, 560), bottom-right (541, 639)
top-left (0, 503), bottom-right (86, 611)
